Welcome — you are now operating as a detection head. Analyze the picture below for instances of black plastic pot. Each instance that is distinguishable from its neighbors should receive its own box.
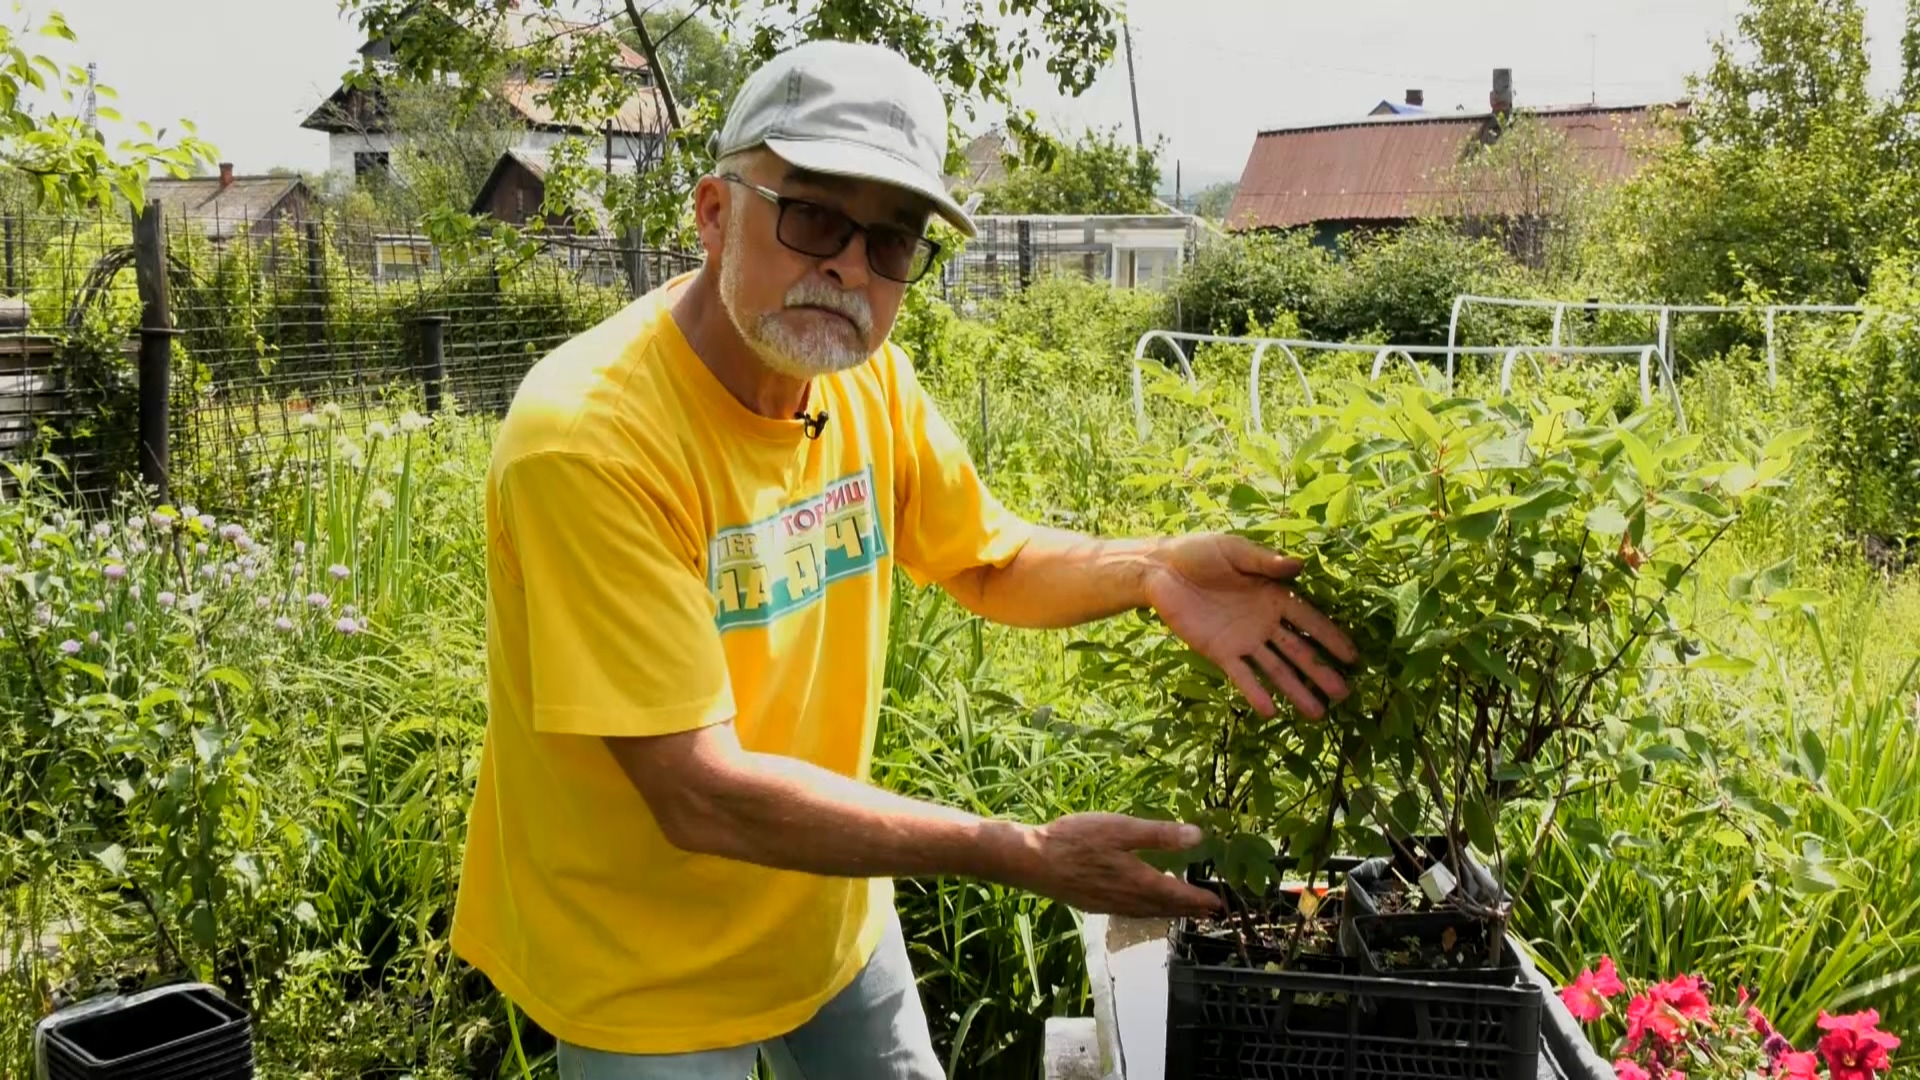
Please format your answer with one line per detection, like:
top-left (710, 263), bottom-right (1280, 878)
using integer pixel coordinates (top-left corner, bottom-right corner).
top-left (1345, 910), bottom-right (1526, 987)
top-left (38, 984), bottom-right (253, 1080)
top-left (1343, 835), bottom-right (1507, 918)
top-left (1165, 917), bottom-right (1544, 1080)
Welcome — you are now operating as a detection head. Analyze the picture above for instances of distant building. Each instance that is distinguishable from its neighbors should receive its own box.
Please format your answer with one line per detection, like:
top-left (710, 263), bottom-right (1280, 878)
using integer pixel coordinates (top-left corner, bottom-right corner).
top-left (470, 148), bottom-right (626, 234)
top-left (1368, 89), bottom-right (1430, 117)
top-left (146, 165), bottom-right (317, 244)
top-left (948, 128), bottom-right (1014, 193)
top-left (301, 8), bottom-right (668, 184)
top-left (1228, 69), bottom-right (1684, 245)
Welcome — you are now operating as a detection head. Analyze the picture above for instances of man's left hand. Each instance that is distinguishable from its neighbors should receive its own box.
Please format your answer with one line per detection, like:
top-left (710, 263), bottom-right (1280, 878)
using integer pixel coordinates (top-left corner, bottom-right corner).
top-left (1142, 534), bottom-right (1358, 719)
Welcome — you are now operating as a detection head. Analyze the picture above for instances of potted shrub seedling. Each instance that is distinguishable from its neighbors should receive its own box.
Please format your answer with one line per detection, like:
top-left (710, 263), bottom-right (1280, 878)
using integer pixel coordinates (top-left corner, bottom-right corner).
top-left (1074, 373), bottom-right (1805, 1078)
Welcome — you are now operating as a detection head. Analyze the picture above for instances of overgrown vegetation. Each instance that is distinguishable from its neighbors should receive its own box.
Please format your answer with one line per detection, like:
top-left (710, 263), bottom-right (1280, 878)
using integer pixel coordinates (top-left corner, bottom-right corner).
top-left (0, 1), bottom-right (1918, 1078)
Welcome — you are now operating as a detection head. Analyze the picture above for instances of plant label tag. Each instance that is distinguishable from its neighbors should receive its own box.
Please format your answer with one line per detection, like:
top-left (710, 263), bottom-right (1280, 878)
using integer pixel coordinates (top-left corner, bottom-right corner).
top-left (1419, 861), bottom-right (1458, 903)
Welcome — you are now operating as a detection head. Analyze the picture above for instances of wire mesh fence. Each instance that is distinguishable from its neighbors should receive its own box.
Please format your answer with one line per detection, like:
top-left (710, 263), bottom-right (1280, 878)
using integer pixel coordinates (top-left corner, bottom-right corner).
top-left (937, 214), bottom-right (1198, 315)
top-left (0, 199), bottom-right (700, 512)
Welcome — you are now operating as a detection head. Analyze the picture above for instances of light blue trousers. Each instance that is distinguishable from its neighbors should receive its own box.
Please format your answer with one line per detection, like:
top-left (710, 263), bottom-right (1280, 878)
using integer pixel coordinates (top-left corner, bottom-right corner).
top-left (556, 909), bottom-right (944, 1080)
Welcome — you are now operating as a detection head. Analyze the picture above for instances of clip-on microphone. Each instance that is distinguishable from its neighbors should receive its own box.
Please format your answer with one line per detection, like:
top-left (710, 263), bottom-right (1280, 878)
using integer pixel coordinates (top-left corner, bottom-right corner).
top-left (796, 408), bottom-right (830, 440)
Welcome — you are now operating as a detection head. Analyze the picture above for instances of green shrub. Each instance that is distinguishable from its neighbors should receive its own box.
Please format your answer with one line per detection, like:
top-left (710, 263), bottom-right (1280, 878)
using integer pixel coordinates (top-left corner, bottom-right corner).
top-left (1789, 258), bottom-right (1920, 544)
top-left (1168, 229), bottom-right (1332, 337)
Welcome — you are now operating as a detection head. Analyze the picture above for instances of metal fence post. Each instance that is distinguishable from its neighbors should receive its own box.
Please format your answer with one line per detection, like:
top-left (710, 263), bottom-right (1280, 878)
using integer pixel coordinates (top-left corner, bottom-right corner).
top-left (1017, 220), bottom-right (1033, 292)
top-left (416, 315), bottom-right (448, 414)
top-left (131, 199), bottom-right (173, 502)
top-left (977, 374), bottom-right (990, 478)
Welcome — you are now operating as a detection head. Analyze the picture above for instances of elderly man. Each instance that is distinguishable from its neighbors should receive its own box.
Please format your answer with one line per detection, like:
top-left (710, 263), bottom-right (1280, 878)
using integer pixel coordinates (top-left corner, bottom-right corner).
top-left (451, 37), bottom-right (1356, 1080)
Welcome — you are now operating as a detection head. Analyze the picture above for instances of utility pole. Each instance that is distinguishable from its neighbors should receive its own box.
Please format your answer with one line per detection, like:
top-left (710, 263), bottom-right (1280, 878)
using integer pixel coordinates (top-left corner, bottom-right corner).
top-left (1123, 16), bottom-right (1143, 148)
top-left (1588, 33), bottom-right (1597, 105)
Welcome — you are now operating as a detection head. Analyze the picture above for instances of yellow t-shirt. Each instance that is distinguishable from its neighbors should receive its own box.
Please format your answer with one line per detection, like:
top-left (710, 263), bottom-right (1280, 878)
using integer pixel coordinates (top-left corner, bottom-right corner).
top-left (450, 275), bottom-right (1033, 1054)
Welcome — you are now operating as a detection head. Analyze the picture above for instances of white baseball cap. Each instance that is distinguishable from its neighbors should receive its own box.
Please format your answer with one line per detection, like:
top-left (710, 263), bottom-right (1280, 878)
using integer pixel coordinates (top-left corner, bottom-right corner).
top-left (712, 39), bottom-right (977, 239)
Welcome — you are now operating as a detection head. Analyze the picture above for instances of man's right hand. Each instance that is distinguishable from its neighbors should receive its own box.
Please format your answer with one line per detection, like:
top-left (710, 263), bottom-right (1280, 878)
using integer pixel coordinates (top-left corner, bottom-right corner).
top-left (1007, 813), bottom-right (1226, 919)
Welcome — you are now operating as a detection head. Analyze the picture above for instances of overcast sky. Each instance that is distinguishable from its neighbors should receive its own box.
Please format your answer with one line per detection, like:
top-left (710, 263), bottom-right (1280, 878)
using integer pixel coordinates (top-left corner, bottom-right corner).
top-left (38, 0), bottom-right (1918, 190)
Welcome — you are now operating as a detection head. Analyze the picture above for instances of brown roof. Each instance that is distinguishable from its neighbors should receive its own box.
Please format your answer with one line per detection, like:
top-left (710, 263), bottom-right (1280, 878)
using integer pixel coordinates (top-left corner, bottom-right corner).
top-left (949, 129), bottom-right (1011, 192)
top-left (307, 9), bottom-right (661, 136)
top-left (302, 78), bottom-right (664, 137)
top-left (147, 175), bottom-right (314, 241)
top-left (1225, 102), bottom-right (1685, 231)
top-left (496, 77), bottom-right (664, 135)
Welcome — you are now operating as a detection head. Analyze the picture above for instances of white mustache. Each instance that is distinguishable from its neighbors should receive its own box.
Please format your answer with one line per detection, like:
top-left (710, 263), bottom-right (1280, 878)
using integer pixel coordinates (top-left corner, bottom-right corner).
top-left (784, 281), bottom-right (873, 336)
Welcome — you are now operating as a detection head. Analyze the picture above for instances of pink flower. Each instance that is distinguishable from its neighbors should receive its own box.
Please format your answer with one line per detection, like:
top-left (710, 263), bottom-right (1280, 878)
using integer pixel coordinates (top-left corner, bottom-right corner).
top-left (1593, 956), bottom-right (1626, 998)
top-left (59, 639), bottom-right (81, 656)
top-left (87, 631), bottom-right (99, 646)
top-left (274, 617), bottom-right (294, 633)
top-left (334, 616), bottom-right (360, 635)
top-left (1779, 1051), bottom-right (1821, 1079)
top-left (307, 592), bottom-right (330, 609)
top-left (219, 523), bottom-right (244, 542)
top-left (1653, 974), bottom-right (1712, 1023)
top-left (1817, 1009), bottom-right (1899, 1079)
top-left (329, 563), bottom-right (350, 580)
top-left (1613, 1062), bottom-right (1650, 1080)
top-left (104, 563), bottom-right (126, 580)
top-left (156, 591), bottom-right (176, 609)
top-left (1562, 970), bottom-right (1609, 1022)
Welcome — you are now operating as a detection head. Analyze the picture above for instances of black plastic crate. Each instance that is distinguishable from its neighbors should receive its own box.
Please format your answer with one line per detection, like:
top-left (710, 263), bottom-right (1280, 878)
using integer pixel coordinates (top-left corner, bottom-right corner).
top-left (1166, 919), bottom-right (1542, 1080)
top-left (40, 984), bottom-right (252, 1080)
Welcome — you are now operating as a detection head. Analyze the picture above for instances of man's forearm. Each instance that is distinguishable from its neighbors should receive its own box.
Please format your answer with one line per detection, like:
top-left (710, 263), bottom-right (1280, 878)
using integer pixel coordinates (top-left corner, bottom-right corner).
top-left (624, 737), bottom-right (1044, 884)
top-left (942, 526), bottom-right (1164, 629)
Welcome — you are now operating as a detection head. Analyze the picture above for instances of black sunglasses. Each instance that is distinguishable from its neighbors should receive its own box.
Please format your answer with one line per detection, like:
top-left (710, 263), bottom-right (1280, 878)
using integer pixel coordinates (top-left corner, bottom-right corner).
top-left (720, 174), bottom-right (942, 284)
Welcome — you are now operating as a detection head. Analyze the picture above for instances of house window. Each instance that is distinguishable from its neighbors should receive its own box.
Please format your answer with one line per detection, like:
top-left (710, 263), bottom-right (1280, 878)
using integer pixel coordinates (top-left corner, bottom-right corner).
top-left (354, 151), bottom-right (390, 180)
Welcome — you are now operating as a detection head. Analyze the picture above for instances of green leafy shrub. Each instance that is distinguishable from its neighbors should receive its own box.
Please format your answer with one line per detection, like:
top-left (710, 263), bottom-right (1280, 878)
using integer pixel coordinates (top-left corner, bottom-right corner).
top-left (1789, 259), bottom-right (1920, 545)
top-left (1077, 373), bottom-right (1806, 918)
top-left (1168, 229), bottom-right (1333, 337)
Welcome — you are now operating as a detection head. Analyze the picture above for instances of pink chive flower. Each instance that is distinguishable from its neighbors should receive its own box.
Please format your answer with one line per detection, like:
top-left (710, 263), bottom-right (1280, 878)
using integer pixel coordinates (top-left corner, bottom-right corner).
top-left (219, 523), bottom-right (244, 542)
top-left (274, 617), bottom-right (294, 633)
top-left (87, 631), bottom-right (99, 645)
top-left (59, 639), bottom-right (81, 655)
top-left (329, 564), bottom-right (350, 580)
top-left (294, 540), bottom-right (307, 556)
top-left (307, 592), bottom-right (330, 609)
top-left (104, 564), bottom-right (126, 581)
top-left (334, 616), bottom-right (360, 634)
top-left (157, 591), bottom-right (176, 609)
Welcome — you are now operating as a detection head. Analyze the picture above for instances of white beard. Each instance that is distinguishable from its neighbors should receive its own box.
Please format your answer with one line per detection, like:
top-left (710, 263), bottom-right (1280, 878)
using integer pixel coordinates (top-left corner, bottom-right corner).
top-left (719, 200), bottom-right (877, 378)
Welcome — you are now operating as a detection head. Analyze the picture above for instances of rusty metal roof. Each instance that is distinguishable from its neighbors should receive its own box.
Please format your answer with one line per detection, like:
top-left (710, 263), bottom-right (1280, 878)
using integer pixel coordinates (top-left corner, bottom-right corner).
top-left (147, 175), bottom-right (315, 241)
top-left (1225, 103), bottom-right (1685, 231)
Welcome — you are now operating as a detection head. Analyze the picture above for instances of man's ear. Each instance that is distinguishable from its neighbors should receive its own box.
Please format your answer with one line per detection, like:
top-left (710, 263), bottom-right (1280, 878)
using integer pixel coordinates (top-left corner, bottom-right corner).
top-left (692, 176), bottom-right (729, 258)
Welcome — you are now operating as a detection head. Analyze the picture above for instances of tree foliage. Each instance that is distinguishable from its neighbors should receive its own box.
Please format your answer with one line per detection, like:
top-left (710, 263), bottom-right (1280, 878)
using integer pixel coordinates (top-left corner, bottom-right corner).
top-left (1190, 181), bottom-right (1238, 222)
top-left (1428, 113), bottom-right (1600, 276)
top-left (0, 8), bottom-right (216, 212)
top-left (1589, 0), bottom-right (1920, 304)
top-left (973, 125), bottom-right (1164, 216)
top-left (337, 0), bottom-right (1122, 247)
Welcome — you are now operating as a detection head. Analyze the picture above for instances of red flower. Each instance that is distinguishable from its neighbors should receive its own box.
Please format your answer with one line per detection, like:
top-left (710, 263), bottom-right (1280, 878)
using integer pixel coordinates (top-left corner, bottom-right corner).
top-left (1750, 1005), bottom-right (1776, 1038)
top-left (1614, 1061), bottom-right (1651, 1080)
top-left (1652, 974), bottom-right (1713, 1023)
top-left (1778, 1051), bottom-right (1821, 1079)
top-left (1561, 955), bottom-right (1628, 1022)
top-left (1626, 992), bottom-right (1686, 1049)
top-left (1817, 1009), bottom-right (1901, 1079)
top-left (1594, 956), bottom-right (1626, 997)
